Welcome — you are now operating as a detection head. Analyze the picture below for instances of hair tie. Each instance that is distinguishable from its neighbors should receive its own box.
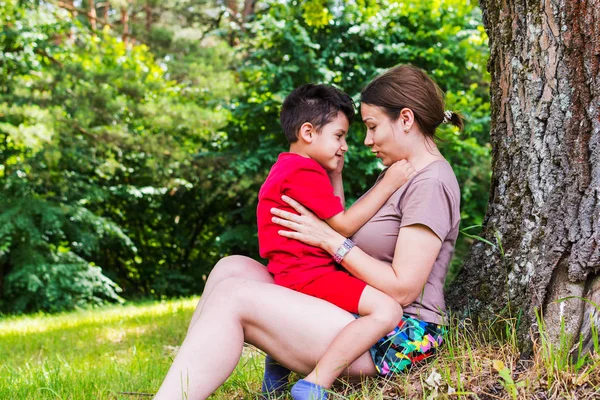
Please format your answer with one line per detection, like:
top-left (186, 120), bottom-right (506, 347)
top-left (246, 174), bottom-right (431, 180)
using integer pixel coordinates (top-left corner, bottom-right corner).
top-left (442, 110), bottom-right (453, 124)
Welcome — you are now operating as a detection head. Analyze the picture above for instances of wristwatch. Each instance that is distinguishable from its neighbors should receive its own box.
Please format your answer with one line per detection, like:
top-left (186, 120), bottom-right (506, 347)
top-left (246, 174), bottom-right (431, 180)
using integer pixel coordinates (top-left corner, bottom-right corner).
top-left (333, 238), bottom-right (355, 264)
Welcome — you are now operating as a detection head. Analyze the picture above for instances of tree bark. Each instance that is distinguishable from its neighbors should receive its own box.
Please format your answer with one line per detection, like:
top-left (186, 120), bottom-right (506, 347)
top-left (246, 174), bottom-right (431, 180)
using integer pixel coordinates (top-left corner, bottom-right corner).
top-left (226, 0), bottom-right (238, 16)
top-left (57, 1), bottom-right (111, 29)
top-left (242, 0), bottom-right (256, 20)
top-left (226, 0), bottom-right (255, 44)
top-left (447, 0), bottom-right (600, 355)
top-left (100, 1), bottom-right (109, 21)
top-left (121, 2), bottom-right (130, 45)
top-left (88, 0), bottom-right (97, 31)
top-left (145, 1), bottom-right (152, 34)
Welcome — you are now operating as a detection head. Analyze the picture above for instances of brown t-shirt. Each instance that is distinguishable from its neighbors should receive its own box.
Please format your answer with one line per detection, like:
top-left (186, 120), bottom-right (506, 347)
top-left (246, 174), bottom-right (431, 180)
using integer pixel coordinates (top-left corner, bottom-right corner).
top-left (351, 160), bottom-right (460, 325)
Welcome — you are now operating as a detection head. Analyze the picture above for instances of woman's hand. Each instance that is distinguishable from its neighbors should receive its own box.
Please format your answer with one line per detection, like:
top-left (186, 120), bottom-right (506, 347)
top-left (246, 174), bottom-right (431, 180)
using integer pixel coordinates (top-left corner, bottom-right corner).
top-left (271, 195), bottom-right (344, 253)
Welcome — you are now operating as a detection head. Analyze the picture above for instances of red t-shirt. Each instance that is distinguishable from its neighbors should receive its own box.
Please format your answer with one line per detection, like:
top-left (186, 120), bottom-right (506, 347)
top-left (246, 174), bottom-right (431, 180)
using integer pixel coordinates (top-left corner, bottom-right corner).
top-left (257, 153), bottom-right (344, 289)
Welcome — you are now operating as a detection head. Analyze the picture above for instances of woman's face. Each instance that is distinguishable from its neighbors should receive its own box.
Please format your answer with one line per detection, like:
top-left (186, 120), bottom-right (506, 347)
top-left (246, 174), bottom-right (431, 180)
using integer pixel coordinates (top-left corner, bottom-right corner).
top-left (361, 104), bottom-right (405, 166)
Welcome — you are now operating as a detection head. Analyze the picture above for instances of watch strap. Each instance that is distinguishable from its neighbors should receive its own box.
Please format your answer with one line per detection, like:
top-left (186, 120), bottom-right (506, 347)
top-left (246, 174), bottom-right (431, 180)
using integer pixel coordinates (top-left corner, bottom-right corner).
top-left (333, 238), bottom-right (355, 264)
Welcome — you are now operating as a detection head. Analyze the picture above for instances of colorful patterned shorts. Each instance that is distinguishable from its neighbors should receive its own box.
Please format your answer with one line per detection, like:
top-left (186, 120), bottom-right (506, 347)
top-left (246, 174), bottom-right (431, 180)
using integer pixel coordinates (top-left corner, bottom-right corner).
top-left (355, 314), bottom-right (445, 376)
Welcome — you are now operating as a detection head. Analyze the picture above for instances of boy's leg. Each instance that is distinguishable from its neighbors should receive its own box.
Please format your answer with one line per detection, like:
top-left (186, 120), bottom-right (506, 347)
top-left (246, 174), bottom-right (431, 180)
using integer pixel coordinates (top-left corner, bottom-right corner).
top-left (295, 284), bottom-right (403, 392)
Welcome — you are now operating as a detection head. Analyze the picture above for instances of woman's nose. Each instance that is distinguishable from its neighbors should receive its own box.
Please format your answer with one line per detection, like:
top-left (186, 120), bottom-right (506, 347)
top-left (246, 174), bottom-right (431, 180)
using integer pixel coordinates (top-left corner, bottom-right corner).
top-left (364, 133), bottom-right (373, 146)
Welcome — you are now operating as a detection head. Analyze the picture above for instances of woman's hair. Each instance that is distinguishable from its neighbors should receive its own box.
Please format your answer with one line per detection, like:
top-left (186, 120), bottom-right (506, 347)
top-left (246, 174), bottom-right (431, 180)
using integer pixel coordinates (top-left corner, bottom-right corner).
top-left (360, 65), bottom-right (464, 138)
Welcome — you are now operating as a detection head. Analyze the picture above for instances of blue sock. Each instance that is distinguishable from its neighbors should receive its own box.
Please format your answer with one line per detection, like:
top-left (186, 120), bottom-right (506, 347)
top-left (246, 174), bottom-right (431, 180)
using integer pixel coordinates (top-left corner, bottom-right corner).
top-left (261, 355), bottom-right (291, 397)
top-left (291, 379), bottom-right (329, 400)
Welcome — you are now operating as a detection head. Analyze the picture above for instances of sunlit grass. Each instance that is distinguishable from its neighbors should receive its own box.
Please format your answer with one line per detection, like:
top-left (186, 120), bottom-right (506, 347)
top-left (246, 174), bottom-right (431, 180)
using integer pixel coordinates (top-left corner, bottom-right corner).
top-left (3, 298), bottom-right (599, 399)
top-left (0, 297), bottom-right (260, 399)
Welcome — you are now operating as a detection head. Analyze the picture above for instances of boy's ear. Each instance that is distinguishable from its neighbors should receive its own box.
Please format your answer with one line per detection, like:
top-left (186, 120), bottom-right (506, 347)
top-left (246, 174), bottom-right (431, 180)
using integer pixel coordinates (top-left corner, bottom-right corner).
top-left (298, 122), bottom-right (315, 143)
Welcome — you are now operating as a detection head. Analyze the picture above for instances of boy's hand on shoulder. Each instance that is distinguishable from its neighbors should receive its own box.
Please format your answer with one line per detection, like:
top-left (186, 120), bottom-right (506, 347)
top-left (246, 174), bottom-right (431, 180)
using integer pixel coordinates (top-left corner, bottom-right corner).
top-left (383, 160), bottom-right (416, 190)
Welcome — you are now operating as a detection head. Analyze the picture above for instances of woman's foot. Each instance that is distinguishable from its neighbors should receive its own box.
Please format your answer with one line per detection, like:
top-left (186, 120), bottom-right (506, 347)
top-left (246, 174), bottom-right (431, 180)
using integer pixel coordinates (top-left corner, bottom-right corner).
top-left (261, 355), bottom-right (291, 398)
top-left (290, 379), bottom-right (329, 400)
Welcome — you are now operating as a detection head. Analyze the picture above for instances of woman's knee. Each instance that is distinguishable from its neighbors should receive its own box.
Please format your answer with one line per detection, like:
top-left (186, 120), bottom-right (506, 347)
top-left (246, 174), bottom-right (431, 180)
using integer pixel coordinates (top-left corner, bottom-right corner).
top-left (209, 277), bottom-right (251, 306)
top-left (208, 255), bottom-right (264, 285)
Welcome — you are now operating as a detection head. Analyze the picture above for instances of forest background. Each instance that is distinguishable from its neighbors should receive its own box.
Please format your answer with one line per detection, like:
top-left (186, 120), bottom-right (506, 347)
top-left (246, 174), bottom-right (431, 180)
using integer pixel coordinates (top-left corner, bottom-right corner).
top-left (0, 0), bottom-right (491, 314)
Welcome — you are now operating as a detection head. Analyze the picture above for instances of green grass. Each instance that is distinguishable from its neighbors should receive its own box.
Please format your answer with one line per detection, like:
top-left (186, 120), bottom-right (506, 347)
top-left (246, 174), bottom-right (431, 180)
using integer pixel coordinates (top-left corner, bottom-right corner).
top-left (0, 297), bottom-right (262, 399)
top-left (2, 298), bottom-right (599, 399)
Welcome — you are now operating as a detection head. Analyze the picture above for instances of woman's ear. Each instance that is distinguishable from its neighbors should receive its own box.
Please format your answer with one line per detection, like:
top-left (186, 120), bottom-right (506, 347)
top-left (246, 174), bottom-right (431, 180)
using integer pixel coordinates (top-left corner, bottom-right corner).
top-left (298, 122), bottom-right (315, 143)
top-left (399, 108), bottom-right (415, 133)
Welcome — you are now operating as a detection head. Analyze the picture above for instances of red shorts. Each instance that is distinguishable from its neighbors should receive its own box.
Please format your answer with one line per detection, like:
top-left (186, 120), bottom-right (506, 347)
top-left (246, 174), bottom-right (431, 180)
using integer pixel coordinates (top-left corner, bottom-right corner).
top-left (294, 270), bottom-right (367, 314)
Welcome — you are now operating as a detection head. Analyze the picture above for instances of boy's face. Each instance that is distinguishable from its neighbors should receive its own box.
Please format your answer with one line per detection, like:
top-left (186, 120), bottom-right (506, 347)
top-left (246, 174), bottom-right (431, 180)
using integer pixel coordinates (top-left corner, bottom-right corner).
top-left (308, 112), bottom-right (349, 172)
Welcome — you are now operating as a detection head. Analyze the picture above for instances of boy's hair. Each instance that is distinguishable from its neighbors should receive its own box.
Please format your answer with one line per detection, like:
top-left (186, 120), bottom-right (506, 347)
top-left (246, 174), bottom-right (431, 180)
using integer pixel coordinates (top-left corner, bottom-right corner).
top-left (280, 84), bottom-right (355, 144)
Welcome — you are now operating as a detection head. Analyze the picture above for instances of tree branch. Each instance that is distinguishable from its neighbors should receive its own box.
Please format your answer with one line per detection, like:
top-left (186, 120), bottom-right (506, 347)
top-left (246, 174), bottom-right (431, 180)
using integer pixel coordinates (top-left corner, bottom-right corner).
top-left (54, 1), bottom-right (112, 28)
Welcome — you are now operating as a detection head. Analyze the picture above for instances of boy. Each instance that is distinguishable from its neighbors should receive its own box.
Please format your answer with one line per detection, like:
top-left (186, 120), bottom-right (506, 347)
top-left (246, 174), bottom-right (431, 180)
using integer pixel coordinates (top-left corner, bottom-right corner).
top-left (257, 84), bottom-right (415, 400)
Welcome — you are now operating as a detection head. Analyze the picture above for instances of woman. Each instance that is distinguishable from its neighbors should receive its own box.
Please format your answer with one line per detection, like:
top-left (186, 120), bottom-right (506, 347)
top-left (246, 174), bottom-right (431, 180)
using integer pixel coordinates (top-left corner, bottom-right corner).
top-left (154, 64), bottom-right (463, 400)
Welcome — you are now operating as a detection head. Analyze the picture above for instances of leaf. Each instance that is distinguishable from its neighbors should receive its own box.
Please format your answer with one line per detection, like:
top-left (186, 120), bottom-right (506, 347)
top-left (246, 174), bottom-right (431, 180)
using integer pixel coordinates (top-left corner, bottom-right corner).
top-left (492, 359), bottom-right (505, 371)
top-left (492, 359), bottom-right (517, 399)
top-left (424, 368), bottom-right (442, 389)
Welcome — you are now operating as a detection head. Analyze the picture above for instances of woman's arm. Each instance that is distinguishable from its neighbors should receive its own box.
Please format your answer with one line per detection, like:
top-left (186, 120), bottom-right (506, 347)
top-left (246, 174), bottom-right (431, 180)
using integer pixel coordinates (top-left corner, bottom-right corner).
top-left (271, 195), bottom-right (441, 305)
top-left (334, 225), bottom-right (441, 305)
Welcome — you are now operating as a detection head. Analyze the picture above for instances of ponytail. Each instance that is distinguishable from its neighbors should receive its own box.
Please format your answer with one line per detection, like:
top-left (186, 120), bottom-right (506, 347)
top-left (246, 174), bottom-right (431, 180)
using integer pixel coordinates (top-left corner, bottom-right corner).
top-left (442, 110), bottom-right (465, 132)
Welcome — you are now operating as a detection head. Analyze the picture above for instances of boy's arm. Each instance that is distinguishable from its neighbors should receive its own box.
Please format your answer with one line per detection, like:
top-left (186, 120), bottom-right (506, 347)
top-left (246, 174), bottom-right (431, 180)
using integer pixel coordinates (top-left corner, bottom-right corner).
top-left (328, 172), bottom-right (345, 207)
top-left (326, 160), bottom-right (415, 237)
top-left (328, 153), bottom-right (345, 207)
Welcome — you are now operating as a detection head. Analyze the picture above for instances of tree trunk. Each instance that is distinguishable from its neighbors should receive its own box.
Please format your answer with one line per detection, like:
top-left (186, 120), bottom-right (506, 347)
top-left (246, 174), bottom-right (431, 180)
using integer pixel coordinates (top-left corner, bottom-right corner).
top-left (121, 3), bottom-right (130, 45)
top-left (447, 0), bottom-right (600, 355)
top-left (242, 0), bottom-right (256, 20)
top-left (226, 0), bottom-right (238, 15)
top-left (64, 0), bottom-right (76, 42)
top-left (145, 1), bottom-right (152, 34)
top-left (88, 0), bottom-right (97, 31)
top-left (101, 1), bottom-right (109, 21)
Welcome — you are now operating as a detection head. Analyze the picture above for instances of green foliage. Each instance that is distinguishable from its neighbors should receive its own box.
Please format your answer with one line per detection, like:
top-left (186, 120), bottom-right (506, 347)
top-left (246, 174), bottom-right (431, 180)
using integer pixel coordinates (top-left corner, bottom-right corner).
top-left (1, 2), bottom-right (130, 312)
top-left (0, 1), bottom-right (238, 312)
top-left (0, 0), bottom-right (491, 312)
top-left (0, 193), bottom-right (128, 312)
top-left (224, 0), bottom-right (491, 266)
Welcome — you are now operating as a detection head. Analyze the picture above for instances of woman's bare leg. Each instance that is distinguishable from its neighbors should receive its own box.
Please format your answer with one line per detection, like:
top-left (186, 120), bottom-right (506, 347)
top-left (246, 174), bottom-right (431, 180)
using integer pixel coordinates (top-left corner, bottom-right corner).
top-left (154, 278), bottom-right (376, 400)
top-left (188, 256), bottom-right (273, 333)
